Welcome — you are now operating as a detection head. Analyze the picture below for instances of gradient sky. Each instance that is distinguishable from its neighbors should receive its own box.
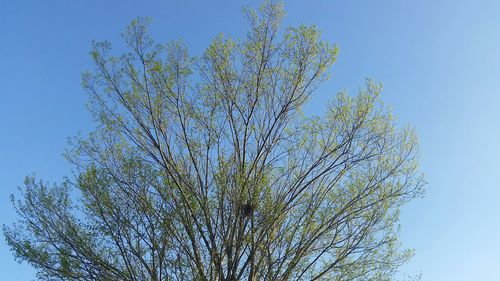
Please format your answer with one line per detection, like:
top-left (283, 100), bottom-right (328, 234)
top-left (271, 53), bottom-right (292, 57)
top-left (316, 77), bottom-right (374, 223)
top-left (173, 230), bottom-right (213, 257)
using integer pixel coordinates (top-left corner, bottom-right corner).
top-left (1, 1), bottom-right (500, 280)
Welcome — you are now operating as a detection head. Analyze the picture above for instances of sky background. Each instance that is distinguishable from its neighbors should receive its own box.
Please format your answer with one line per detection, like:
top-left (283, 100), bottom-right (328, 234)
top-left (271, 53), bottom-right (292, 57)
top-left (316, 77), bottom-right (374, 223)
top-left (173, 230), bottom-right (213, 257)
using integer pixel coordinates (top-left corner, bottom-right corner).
top-left (1, 0), bottom-right (500, 280)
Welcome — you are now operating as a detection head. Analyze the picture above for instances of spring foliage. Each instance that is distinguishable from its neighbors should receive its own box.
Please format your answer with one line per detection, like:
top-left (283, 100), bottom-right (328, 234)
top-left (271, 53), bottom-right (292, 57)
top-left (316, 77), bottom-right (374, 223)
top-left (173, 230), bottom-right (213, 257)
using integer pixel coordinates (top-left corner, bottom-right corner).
top-left (4, 1), bottom-right (424, 280)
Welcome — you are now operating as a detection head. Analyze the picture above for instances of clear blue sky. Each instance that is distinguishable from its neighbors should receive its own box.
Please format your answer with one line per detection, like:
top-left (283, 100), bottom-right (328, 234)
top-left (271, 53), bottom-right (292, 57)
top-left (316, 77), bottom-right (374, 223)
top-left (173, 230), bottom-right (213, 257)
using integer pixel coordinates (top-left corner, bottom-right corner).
top-left (1, 0), bottom-right (500, 280)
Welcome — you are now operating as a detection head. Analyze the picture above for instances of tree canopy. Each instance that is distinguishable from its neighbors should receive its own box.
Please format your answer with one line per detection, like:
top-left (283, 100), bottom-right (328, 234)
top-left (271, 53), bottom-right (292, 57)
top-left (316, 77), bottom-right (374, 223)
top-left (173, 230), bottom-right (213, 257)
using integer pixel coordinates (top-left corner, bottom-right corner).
top-left (4, 1), bottom-right (424, 280)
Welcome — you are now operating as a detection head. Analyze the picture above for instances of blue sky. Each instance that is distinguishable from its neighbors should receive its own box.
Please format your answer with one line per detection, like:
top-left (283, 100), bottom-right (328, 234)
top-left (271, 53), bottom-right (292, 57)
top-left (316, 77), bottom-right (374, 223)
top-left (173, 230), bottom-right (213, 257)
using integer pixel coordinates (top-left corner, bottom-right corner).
top-left (1, 0), bottom-right (500, 280)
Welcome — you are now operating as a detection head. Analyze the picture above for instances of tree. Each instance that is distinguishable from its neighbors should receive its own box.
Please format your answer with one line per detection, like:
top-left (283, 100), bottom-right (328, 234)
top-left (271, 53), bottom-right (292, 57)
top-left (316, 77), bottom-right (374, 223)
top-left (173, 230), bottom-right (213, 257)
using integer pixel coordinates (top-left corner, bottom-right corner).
top-left (4, 1), bottom-right (424, 280)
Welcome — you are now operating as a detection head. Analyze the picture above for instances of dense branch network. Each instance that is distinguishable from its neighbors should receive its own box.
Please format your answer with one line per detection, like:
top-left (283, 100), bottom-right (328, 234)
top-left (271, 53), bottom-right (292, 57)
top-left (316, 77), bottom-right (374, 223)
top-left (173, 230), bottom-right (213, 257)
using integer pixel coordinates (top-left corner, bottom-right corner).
top-left (4, 1), bottom-right (424, 280)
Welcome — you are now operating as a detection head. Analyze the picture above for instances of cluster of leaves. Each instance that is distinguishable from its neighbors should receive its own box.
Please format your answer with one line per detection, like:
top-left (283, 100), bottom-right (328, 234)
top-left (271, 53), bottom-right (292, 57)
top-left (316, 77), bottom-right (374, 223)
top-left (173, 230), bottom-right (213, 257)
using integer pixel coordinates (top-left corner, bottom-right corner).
top-left (4, 1), bottom-right (424, 280)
